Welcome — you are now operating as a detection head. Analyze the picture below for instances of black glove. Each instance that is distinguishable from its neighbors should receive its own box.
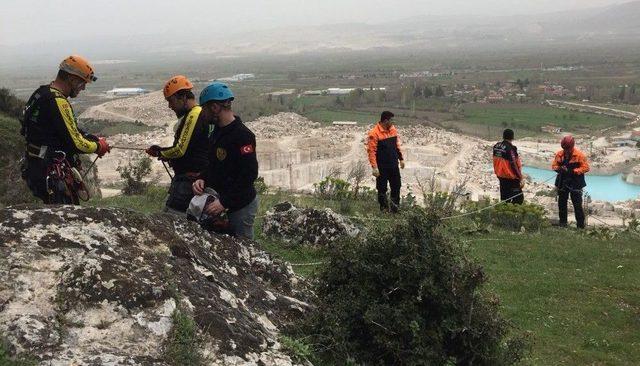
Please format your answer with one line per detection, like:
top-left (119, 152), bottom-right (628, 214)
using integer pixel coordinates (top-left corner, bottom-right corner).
top-left (86, 134), bottom-right (100, 142)
top-left (145, 145), bottom-right (161, 158)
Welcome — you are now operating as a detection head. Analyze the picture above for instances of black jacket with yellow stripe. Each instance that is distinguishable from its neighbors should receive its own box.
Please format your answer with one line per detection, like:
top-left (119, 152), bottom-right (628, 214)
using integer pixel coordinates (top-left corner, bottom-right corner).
top-left (22, 85), bottom-right (98, 159)
top-left (159, 106), bottom-right (209, 175)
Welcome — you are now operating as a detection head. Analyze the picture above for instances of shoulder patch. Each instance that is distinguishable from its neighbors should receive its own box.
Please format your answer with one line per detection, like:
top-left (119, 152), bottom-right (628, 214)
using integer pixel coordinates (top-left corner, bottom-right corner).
top-left (240, 144), bottom-right (254, 155)
top-left (216, 147), bottom-right (227, 161)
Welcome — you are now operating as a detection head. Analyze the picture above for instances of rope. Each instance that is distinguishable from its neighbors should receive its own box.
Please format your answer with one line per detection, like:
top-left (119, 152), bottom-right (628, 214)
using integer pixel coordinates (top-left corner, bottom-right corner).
top-left (110, 145), bottom-right (147, 151)
top-left (290, 261), bottom-right (325, 266)
top-left (588, 214), bottom-right (640, 239)
top-left (161, 161), bottom-right (173, 180)
top-left (441, 175), bottom-right (557, 221)
top-left (80, 155), bottom-right (100, 181)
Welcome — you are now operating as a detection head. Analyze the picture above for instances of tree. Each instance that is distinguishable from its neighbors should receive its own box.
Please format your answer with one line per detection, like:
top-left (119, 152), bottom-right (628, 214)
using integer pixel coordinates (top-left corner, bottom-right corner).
top-left (347, 160), bottom-right (368, 198)
top-left (299, 209), bottom-right (528, 365)
top-left (435, 85), bottom-right (445, 97)
top-left (116, 156), bottom-right (153, 195)
top-left (618, 85), bottom-right (627, 101)
top-left (423, 86), bottom-right (433, 98)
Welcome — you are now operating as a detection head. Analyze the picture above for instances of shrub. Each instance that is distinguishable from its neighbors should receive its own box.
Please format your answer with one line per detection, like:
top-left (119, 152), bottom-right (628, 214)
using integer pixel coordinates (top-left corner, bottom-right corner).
top-left (280, 336), bottom-right (314, 364)
top-left (314, 176), bottom-right (351, 200)
top-left (164, 310), bottom-right (203, 365)
top-left (463, 200), bottom-right (548, 231)
top-left (0, 88), bottom-right (24, 118)
top-left (491, 203), bottom-right (547, 232)
top-left (299, 208), bottom-right (527, 365)
top-left (460, 201), bottom-right (547, 232)
top-left (254, 176), bottom-right (268, 195)
top-left (116, 156), bottom-right (153, 195)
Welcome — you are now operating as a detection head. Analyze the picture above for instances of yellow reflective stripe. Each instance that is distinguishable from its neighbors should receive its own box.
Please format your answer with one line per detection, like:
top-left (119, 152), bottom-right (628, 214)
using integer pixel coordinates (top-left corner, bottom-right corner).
top-left (54, 97), bottom-right (98, 153)
top-left (161, 106), bottom-right (202, 159)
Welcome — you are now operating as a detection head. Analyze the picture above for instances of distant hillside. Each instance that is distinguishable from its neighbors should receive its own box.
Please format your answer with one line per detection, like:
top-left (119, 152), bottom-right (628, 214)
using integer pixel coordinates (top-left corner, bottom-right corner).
top-left (2, 1), bottom-right (640, 68)
top-left (179, 0), bottom-right (640, 56)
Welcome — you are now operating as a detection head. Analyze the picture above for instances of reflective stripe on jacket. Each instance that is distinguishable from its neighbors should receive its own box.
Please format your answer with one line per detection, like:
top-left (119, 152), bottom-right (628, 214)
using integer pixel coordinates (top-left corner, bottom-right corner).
top-left (159, 106), bottom-right (209, 175)
top-left (22, 85), bottom-right (98, 157)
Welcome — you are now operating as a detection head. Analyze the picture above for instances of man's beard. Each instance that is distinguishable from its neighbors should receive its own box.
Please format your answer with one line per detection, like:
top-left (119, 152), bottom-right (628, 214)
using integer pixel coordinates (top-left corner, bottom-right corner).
top-left (174, 107), bottom-right (189, 118)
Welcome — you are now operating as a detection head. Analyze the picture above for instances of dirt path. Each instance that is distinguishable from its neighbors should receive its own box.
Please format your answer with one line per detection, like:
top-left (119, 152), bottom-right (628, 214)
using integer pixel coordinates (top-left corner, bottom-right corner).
top-left (86, 104), bottom-right (139, 122)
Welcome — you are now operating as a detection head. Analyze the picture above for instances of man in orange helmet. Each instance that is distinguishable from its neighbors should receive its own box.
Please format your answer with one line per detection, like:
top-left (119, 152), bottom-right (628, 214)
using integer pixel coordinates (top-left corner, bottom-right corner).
top-left (146, 75), bottom-right (209, 215)
top-left (21, 54), bottom-right (110, 204)
top-left (552, 135), bottom-right (590, 228)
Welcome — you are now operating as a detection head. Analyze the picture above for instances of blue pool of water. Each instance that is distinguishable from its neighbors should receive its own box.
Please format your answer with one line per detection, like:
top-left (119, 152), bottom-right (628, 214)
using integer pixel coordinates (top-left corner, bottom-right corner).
top-left (522, 166), bottom-right (640, 202)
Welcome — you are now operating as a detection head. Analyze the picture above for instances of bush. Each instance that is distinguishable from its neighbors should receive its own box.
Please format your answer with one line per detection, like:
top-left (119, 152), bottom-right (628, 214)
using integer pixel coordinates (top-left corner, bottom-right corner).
top-left (254, 176), bottom-right (268, 195)
top-left (460, 201), bottom-right (547, 232)
top-left (491, 203), bottom-right (547, 232)
top-left (299, 208), bottom-right (527, 365)
top-left (116, 156), bottom-right (153, 195)
top-left (0, 88), bottom-right (24, 118)
top-left (314, 176), bottom-right (352, 200)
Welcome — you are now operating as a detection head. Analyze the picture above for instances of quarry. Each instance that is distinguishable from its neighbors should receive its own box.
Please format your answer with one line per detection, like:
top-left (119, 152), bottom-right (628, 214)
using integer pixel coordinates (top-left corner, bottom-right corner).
top-left (79, 90), bottom-right (640, 225)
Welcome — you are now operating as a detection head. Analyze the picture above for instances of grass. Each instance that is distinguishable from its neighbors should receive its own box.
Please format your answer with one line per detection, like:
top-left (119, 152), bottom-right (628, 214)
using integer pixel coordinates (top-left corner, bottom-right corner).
top-left (461, 104), bottom-right (629, 135)
top-left (255, 191), bottom-right (640, 364)
top-left (85, 186), bottom-right (640, 364)
top-left (164, 310), bottom-right (203, 365)
top-left (87, 185), bottom-right (168, 213)
top-left (0, 341), bottom-right (36, 366)
top-left (467, 229), bottom-right (640, 365)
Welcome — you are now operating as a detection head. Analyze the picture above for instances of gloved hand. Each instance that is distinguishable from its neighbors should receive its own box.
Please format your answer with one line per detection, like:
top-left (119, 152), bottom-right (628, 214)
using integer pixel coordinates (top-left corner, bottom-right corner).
top-left (86, 134), bottom-right (100, 142)
top-left (146, 145), bottom-right (161, 158)
top-left (372, 167), bottom-right (380, 178)
top-left (96, 137), bottom-right (111, 157)
top-left (399, 160), bottom-right (405, 169)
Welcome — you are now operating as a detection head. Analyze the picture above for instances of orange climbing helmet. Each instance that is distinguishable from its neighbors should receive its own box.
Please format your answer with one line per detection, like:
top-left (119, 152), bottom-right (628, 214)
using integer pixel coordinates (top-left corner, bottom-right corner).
top-left (59, 55), bottom-right (97, 83)
top-left (163, 75), bottom-right (193, 98)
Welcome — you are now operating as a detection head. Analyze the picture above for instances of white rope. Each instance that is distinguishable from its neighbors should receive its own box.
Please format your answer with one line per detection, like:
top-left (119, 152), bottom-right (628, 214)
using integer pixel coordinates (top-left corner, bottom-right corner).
top-left (441, 175), bottom-right (556, 221)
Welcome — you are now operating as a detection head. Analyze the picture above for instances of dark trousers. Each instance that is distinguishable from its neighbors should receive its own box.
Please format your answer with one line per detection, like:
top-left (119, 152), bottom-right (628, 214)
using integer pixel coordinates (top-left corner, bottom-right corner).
top-left (558, 189), bottom-right (585, 228)
top-left (377, 166), bottom-right (401, 212)
top-left (498, 178), bottom-right (524, 205)
top-left (165, 174), bottom-right (197, 214)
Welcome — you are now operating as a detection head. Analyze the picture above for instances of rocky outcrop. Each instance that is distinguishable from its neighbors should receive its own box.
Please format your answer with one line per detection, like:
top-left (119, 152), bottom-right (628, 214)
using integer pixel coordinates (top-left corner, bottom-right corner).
top-left (262, 202), bottom-right (359, 247)
top-left (0, 205), bottom-right (310, 365)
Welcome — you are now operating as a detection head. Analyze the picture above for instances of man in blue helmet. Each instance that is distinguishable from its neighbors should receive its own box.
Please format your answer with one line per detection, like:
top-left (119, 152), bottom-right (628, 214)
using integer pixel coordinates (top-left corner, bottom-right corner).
top-left (192, 82), bottom-right (259, 239)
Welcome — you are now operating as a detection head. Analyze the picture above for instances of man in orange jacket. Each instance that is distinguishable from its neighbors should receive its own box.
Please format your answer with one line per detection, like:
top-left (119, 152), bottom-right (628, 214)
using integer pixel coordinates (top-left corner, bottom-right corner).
top-left (552, 135), bottom-right (590, 228)
top-left (367, 111), bottom-right (405, 212)
top-left (492, 129), bottom-right (524, 204)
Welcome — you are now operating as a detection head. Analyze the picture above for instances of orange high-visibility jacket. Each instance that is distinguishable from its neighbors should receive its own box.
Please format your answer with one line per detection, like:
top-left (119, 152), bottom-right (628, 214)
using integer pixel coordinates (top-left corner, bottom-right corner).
top-left (552, 148), bottom-right (590, 174)
top-left (492, 140), bottom-right (522, 180)
top-left (367, 123), bottom-right (403, 169)
top-left (552, 148), bottom-right (590, 190)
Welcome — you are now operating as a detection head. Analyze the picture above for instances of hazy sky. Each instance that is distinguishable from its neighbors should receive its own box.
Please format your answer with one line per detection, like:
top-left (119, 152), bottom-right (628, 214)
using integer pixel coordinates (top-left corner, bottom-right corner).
top-left (0, 0), bottom-right (633, 46)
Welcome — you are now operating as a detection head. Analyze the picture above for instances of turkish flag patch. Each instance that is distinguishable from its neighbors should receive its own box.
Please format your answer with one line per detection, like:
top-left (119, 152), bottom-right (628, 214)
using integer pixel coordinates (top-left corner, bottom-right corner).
top-left (240, 144), bottom-right (254, 155)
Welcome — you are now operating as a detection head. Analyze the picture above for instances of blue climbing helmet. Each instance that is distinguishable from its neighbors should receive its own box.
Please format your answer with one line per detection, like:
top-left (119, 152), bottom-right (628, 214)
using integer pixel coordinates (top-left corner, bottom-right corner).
top-left (199, 82), bottom-right (235, 105)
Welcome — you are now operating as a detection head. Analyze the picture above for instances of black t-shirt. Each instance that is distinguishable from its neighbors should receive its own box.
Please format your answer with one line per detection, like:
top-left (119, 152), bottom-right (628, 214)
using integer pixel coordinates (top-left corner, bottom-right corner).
top-left (204, 117), bottom-right (258, 212)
